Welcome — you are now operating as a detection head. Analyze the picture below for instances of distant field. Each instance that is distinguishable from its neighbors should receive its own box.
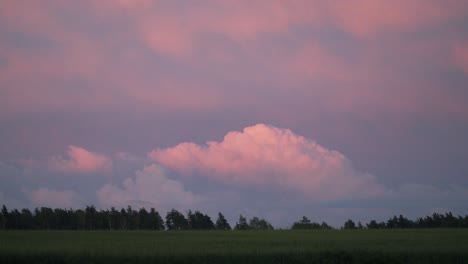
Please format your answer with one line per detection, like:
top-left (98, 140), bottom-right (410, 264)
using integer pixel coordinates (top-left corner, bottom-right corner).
top-left (1, 229), bottom-right (468, 263)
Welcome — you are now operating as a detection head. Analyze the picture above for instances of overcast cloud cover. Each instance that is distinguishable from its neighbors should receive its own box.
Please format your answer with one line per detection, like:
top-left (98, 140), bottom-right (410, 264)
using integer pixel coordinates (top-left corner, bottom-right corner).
top-left (1, 0), bottom-right (468, 227)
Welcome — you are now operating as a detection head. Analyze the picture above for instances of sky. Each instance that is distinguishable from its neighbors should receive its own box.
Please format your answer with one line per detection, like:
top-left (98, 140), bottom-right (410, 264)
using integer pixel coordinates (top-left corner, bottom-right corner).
top-left (1, 0), bottom-right (468, 227)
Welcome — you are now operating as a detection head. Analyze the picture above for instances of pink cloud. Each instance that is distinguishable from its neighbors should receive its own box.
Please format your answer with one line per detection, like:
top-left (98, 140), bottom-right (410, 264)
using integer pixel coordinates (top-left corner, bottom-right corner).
top-left (49, 145), bottom-right (112, 174)
top-left (99, 0), bottom-right (300, 55)
top-left (2, 1), bottom-right (466, 120)
top-left (4, 1), bottom-right (466, 62)
top-left (150, 124), bottom-right (384, 200)
top-left (0, 1), bottom-right (224, 115)
top-left (29, 188), bottom-right (76, 208)
top-left (97, 164), bottom-right (199, 210)
top-left (0, 44), bottom-right (223, 115)
top-left (98, 1), bottom-right (315, 56)
top-left (0, 3), bottom-right (109, 115)
top-left (139, 15), bottom-right (193, 57)
top-left (287, 42), bottom-right (353, 82)
top-left (279, 34), bottom-right (468, 122)
top-left (0, 2), bottom-right (101, 77)
top-left (95, 0), bottom-right (468, 56)
top-left (326, 0), bottom-right (468, 37)
top-left (453, 42), bottom-right (468, 74)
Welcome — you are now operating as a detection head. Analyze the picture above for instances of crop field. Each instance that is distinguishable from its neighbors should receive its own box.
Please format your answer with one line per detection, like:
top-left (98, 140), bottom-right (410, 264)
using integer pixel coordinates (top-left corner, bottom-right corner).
top-left (1, 229), bottom-right (468, 263)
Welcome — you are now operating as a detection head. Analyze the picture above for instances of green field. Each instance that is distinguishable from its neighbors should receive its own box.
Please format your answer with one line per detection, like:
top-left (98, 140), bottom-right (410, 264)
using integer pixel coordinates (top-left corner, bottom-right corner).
top-left (1, 229), bottom-right (468, 263)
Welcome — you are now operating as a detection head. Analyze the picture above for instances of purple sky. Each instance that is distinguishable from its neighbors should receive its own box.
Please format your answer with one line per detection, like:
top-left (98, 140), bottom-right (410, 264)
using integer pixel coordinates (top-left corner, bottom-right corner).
top-left (1, 0), bottom-right (468, 227)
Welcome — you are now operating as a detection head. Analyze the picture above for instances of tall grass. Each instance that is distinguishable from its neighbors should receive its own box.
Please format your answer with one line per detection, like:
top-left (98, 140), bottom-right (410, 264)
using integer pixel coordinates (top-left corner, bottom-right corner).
top-left (1, 229), bottom-right (467, 263)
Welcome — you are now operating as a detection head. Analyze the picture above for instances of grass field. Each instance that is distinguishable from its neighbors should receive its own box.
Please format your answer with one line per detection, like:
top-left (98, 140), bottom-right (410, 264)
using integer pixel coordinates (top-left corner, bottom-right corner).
top-left (1, 229), bottom-right (468, 263)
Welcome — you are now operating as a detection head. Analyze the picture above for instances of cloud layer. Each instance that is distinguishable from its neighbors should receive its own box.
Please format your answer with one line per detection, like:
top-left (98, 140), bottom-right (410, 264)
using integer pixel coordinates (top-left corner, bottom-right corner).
top-left (1, 0), bottom-right (467, 118)
top-left (150, 124), bottom-right (384, 200)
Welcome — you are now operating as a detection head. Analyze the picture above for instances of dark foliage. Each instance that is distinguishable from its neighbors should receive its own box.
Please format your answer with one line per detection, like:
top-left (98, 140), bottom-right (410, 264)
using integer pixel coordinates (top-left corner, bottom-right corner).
top-left (187, 210), bottom-right (215, 230)
top-left (234, 215), bottom-right (249, 230)
top-left (1, 204), bottom-right (468, 231)
top-left (292, 217), bottom-right (332, 230)
top-left (363, 212), bottom-right (468, 229)
top-left (249, 217), bottom-right (274, 230)
top-left (165, 209), bottom-right (189, 230)
top-left (215, 212), bottom-right (231, 230)
top-left (0, 204), bottom-right (164, 230)
top-left (234, 215), bottom-right (274, 230)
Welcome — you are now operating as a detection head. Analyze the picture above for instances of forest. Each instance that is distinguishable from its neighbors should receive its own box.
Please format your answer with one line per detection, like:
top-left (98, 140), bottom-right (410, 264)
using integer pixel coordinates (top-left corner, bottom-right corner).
top-left (2, 204), bottom-right (468, 231)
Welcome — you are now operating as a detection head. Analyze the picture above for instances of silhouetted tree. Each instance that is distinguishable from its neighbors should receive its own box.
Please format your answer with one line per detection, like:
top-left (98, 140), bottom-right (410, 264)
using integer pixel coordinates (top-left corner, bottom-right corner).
top-left (20, 208), bottom-right (33, 229)
top-left (234, 215), bottom-right (249, 230)
top-left (357, 221), bottom-right (363, 229)
top-left (187, 210), bottom-right (215, 230)
top-left (215, 212), bottom-right (231, 230)
top-left (127, 206), bottom-right (140, 230)
top-left (75, 209), bottom-right (86, 230)
top-left (85, 206), bottom-right (97, 230)
top-left (108, 207), bottom-right (118, 230)
top-left (366, 220), bottom-right (386, 229)
top-left (386, 216), bottom-right (398, 228)
top-left (343, 219), bottom-right (356, 229)
top-left (149, 208), bottom-right (164, 230)
top-left (138, 208), bottom-right (150, 229)
top-left (1, 205), bottom-right (8, 230)
top-left (397, 215), bottom-right (412, 228)
top-left (9, 209), bottom-right (20, 229)
top-left (321, 221), bottom-right (332, 229)
top-left (165, 209), bottom-right (188, 230)
top-left (119, 208), bottom-right (127, 229)
top-left (300, 216), bottom-right (311, 224)
top-left (249, 216), bottom-right (273, 230)
top-left (292, 216), bottom-right (331, 230)
top-left (36, 207), bottom-right (54, 230)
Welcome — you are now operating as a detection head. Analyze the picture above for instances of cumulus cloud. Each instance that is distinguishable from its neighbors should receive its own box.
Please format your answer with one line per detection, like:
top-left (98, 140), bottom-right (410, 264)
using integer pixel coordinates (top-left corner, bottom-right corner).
top-left (97, 164), bottom-right (199, 210)
top-left (49, 145), bottom-right (112, 174)
top-left (150, 124), bottom-right (384, 200)
top-left (29, 188), bottom-right (76, 208)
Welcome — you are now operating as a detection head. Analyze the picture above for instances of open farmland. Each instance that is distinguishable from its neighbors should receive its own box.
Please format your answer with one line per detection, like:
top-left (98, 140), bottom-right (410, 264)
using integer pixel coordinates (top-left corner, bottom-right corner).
top-left (1, 229), bottom-right (468, 263)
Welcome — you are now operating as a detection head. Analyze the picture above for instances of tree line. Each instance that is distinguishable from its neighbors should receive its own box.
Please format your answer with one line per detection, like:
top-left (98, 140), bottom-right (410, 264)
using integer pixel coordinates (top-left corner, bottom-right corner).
top-left (1, 205), bottom-right (468, 230)
top-left (342, 212), bottom-right (468, 229)
top-left (0, 205), bottom-right (271, 231)
top-left (291, 212), bottom-right (468, 230)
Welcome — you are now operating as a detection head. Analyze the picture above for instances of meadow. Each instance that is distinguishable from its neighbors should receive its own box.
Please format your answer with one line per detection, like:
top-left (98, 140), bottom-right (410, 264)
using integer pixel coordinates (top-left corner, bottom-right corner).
top-left (1, 229), bottom-right (468, 263)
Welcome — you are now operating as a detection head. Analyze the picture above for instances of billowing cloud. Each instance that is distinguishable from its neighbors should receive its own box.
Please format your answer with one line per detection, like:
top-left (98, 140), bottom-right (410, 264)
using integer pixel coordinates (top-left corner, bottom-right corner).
top-left (97, 164), bottom-right (199, 210)
top-left (29, 188), bottom-right (77, 208)
top-left (49, 146), bottom-right (112, 174)
top-left (150, 124), bottom-right (384, 200)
